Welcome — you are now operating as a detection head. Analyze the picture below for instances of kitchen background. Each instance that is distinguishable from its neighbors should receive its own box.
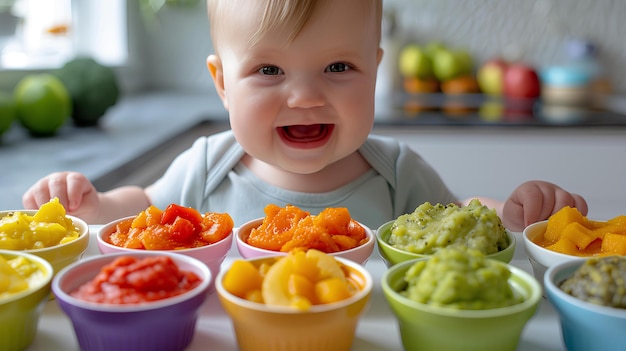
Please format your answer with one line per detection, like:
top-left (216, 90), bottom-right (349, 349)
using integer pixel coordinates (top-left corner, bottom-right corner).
top-left (1, 0), bottom-right (625, 95)
top-left (0, 0), bottom-right (625, 219)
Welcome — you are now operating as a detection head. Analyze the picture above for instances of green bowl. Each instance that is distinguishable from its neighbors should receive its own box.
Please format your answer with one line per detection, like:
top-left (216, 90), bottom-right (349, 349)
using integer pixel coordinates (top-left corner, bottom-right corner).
top-left (381, 257), bottom-right (541, 351)
top-left (0, 250), bottom-right (54, 351)
top-left (376, 220), bottom-right (516, 267)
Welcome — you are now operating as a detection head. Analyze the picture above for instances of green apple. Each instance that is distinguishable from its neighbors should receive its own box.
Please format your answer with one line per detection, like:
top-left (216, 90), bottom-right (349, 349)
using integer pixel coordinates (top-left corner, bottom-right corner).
top-left (477, 58), bottom-right (508, 95)
top-left (454, 49), bottom-right (474, 75)
top-left (398, 44), bottom-right (433, 79)
top-left (431, 49), bottom-right (463, 81)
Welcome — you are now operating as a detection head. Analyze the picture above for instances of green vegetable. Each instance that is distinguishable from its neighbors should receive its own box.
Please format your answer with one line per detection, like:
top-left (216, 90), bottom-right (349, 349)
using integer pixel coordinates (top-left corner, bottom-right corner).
top-left (402, 247), bottom-right (522, 309)
top-left (389, 199), bottom-right (508, 255)
top-left (55, 57), bottom-right (120, 126)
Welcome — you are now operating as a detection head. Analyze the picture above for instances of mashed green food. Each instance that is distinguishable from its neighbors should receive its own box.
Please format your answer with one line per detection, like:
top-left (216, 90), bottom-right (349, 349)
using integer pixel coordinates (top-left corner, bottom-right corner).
top-left (401, 247), bottom-right (522, 309)
top-left (559, 256), bottom-right (626, 308)
top-left (389, 199), bottom-right (508, 255)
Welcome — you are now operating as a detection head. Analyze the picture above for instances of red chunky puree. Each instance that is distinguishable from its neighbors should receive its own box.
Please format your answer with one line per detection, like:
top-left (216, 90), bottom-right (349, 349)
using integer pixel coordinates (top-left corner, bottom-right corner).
top-left (71, 256), bottom-right (201, 304)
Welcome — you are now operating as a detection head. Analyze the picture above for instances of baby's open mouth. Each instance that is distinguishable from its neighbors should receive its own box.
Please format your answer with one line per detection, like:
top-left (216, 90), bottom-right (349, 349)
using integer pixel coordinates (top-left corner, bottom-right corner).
top-left (278, 124), bottom-right (334, 143)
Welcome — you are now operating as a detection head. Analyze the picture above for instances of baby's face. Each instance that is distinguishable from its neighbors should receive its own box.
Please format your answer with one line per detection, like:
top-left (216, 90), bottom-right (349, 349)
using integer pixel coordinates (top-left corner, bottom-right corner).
top-left (212, 0), bottom-right (381, 175)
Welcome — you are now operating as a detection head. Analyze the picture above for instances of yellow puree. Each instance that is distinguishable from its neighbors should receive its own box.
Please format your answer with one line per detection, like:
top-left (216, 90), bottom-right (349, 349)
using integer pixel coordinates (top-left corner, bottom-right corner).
top-left (0, 198), bottom-right (79, 250)
top-left (0, 255), bottom-right (44, 300)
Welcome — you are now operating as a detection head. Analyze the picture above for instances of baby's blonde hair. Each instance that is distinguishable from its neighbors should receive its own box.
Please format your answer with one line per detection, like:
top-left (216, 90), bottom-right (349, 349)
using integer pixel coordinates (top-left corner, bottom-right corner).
top-left (207, 0), bottom-right (382, 52)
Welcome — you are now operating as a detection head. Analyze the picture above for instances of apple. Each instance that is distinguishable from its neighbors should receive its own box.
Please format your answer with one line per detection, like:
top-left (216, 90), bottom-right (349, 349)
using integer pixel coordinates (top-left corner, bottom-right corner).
top-left (503, 63), bottom-right (541, 99)
top-left (431, 48), bottom-right (473, 82)
top-left (398, 44), bottom-right (433, 79)
top-left (477, 58), bottom-right (508, 95)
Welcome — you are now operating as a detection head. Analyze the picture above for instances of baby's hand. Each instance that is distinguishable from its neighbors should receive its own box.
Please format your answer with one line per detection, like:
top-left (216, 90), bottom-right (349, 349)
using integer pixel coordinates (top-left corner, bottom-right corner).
top-left (22, 172), bottom-right (100, 222)
top-left (502, 180), bottom-right (588, 232)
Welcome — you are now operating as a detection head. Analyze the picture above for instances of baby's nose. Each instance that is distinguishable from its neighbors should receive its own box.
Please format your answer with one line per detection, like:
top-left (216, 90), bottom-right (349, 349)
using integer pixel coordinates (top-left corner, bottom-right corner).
top-left (286, 76), bottom-right (326, 109)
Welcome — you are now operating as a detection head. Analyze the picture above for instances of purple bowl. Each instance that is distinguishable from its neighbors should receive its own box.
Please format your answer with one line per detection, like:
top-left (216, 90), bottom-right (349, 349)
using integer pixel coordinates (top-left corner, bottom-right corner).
top-left (52, 252), bottom-right (211, 351)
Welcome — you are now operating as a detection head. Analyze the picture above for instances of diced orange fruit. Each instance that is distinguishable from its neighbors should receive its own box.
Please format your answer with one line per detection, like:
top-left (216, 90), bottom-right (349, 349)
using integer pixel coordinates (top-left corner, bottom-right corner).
top-left (315, 277), bottom-right (352, 304)
top-left (222, 260), bottom-right (263, 299)
top-left (544, 206), bottom-right (587, 244)
top-left (601, 233), bottom-right (626, 256)
top-left (535, 207), bottom-right (626, 257)
top-left (561, 222), bottom-right (597, 250)
top-left (246, 204), bottom-right (366, 254)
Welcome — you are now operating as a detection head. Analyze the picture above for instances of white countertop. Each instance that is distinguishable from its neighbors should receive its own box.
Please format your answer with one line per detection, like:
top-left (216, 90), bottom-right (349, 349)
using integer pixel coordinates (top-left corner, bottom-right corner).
top-left (29, 226), bottom-right (565, 351)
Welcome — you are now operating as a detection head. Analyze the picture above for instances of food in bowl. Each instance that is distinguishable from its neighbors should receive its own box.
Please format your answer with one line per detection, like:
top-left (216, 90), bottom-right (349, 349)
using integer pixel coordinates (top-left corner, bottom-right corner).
top-left (245, 204), bottom-right (369, 253)
top-left (545, 259), bottom-right (626, 351)
top-left (216, 251), bottom-right (373, 351)
top-left (558, 256), bottom-right (626, 308)
top-left (52, 252), bottom-right (211, 351)
top-left (0, 197), bottom-right (80, 250)
top-left (388, 199), bottom-right (509, 255)
top-left (401, 247), bottom-right (523, 309)
top-left (222, 249), bottom-right (359, 311)
top-left (382, 248), bottom-right (541, 351)
top-left (0, 254), bottom-right (48, 299)
top-left (530, 206), bottom-right (626, 256)
top-left (105, 204), bottom-right (233, 249)
top-left (70, 255), bottom-right (202, 304)
top-left (0, 250), bottom-right (53, 351)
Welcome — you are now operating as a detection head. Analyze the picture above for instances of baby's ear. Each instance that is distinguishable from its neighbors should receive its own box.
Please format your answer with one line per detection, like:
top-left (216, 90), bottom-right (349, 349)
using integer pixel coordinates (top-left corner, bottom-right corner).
top-left (207, 54), bottom-right (228, 110)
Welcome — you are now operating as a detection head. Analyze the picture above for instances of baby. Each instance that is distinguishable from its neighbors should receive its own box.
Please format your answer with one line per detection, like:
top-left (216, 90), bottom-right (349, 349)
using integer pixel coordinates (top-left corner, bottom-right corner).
top-left (22, 0), bottom-right (587, 231)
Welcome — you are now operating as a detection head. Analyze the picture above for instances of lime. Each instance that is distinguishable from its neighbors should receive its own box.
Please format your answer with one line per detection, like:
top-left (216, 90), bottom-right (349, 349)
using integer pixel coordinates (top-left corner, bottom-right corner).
top-left (55, 57), bottom-right (120, 126)
top-left (14, 74), bottom-right (71, 136)
top-left (0, 91), bottom-right (16, 137)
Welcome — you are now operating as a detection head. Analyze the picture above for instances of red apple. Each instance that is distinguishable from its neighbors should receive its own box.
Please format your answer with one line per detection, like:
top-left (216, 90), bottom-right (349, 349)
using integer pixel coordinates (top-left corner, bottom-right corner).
top-left (503, 63), bottom-right (541, 99)
top-left (476, 58), bottom-right (508, 95)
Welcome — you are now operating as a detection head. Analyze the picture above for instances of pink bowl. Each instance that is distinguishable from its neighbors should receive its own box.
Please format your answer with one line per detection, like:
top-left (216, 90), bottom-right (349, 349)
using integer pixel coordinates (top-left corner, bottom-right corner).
top-left (235, 218), bottom-right (375, 264)
top-left (97, 216), bottom-right (233, 291)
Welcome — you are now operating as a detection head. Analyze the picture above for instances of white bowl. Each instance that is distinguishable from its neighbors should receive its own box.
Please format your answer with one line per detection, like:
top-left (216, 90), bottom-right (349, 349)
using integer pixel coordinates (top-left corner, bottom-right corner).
top-left (522, 220), bottom-right (586, 287)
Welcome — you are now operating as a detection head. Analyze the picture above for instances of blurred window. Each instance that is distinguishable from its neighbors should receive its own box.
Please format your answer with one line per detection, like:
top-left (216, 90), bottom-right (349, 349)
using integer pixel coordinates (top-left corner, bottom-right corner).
top-left (0, 0), bottom-right (127, 69)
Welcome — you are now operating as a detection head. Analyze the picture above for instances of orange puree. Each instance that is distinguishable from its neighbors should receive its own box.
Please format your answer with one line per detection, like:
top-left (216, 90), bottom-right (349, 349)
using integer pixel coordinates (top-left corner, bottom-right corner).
top-left (71, 256), bottom-right (201, 304)
top-left (246, 204), bottom-right (367, 253)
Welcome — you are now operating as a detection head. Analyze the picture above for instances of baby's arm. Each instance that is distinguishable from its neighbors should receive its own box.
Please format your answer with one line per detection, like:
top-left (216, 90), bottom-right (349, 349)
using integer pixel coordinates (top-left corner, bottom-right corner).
top-left (502, 180), bottom-right (588, 232)
top-left (22, 171), bottom-right (151, 224)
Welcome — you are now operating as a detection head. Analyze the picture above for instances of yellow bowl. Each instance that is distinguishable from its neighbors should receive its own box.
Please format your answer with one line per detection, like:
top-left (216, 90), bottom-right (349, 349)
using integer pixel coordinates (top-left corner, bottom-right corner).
top-left (376, 220), bottom-right (516, 267)
top-left (0, 250), bottom-right (54, 351)
top-left (0, 210), bottom-right (90, 275)
top-left (216, 255), bottom-right (373, 351)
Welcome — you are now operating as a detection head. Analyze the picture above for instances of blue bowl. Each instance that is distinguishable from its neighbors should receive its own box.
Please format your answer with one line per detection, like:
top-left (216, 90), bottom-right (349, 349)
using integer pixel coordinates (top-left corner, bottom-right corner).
top-left (545, 259), bottom-right (626, 351)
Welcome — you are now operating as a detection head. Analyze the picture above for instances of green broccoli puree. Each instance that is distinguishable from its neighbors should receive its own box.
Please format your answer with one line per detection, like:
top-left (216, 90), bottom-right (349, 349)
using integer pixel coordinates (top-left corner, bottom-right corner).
top-left (401, 247), bottom-right (522, 309)
top-left (389, 199), bottom-right (508, 255)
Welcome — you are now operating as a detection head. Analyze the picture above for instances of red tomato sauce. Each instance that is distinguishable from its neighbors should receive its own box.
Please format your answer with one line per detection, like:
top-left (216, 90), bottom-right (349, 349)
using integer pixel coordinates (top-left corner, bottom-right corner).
top-left (71, 256), bottom-right (201, 304)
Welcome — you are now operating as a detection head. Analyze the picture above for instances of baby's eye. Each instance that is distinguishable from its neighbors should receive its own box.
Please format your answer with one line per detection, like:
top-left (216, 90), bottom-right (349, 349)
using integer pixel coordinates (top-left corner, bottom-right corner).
top-left (259, 65), bottom-right (283, 75)
top-left (326, 62), bottom-right (350, 73)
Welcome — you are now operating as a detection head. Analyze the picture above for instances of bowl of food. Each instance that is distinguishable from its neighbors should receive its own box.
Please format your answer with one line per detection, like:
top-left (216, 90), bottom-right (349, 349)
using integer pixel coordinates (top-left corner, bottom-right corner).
top-left (381, 247), bottom-right (541, 351)
top-left (97, 204), bottom-right (233, 289)
top-left (216, 249), bottom-right (373, 351)
top-left (52, 251), bottom-right (211, 351)
top-left (545, 256), bottom-right (626, 351)
top-left (235, 204), bottom-right (375, 264)
top-left (522, 206), bottom-right (625, 285)
top-left (376, 200), bottom-right (515, 267)
top-left (0, 198), bottom-right (90, 275)
top-left (0, 250), bottom-right (54, 351)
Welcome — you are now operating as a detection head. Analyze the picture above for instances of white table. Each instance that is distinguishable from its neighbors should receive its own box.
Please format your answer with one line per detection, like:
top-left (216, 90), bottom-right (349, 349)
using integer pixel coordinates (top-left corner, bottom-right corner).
top-left (29, 227), bottom-right (565, 351)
